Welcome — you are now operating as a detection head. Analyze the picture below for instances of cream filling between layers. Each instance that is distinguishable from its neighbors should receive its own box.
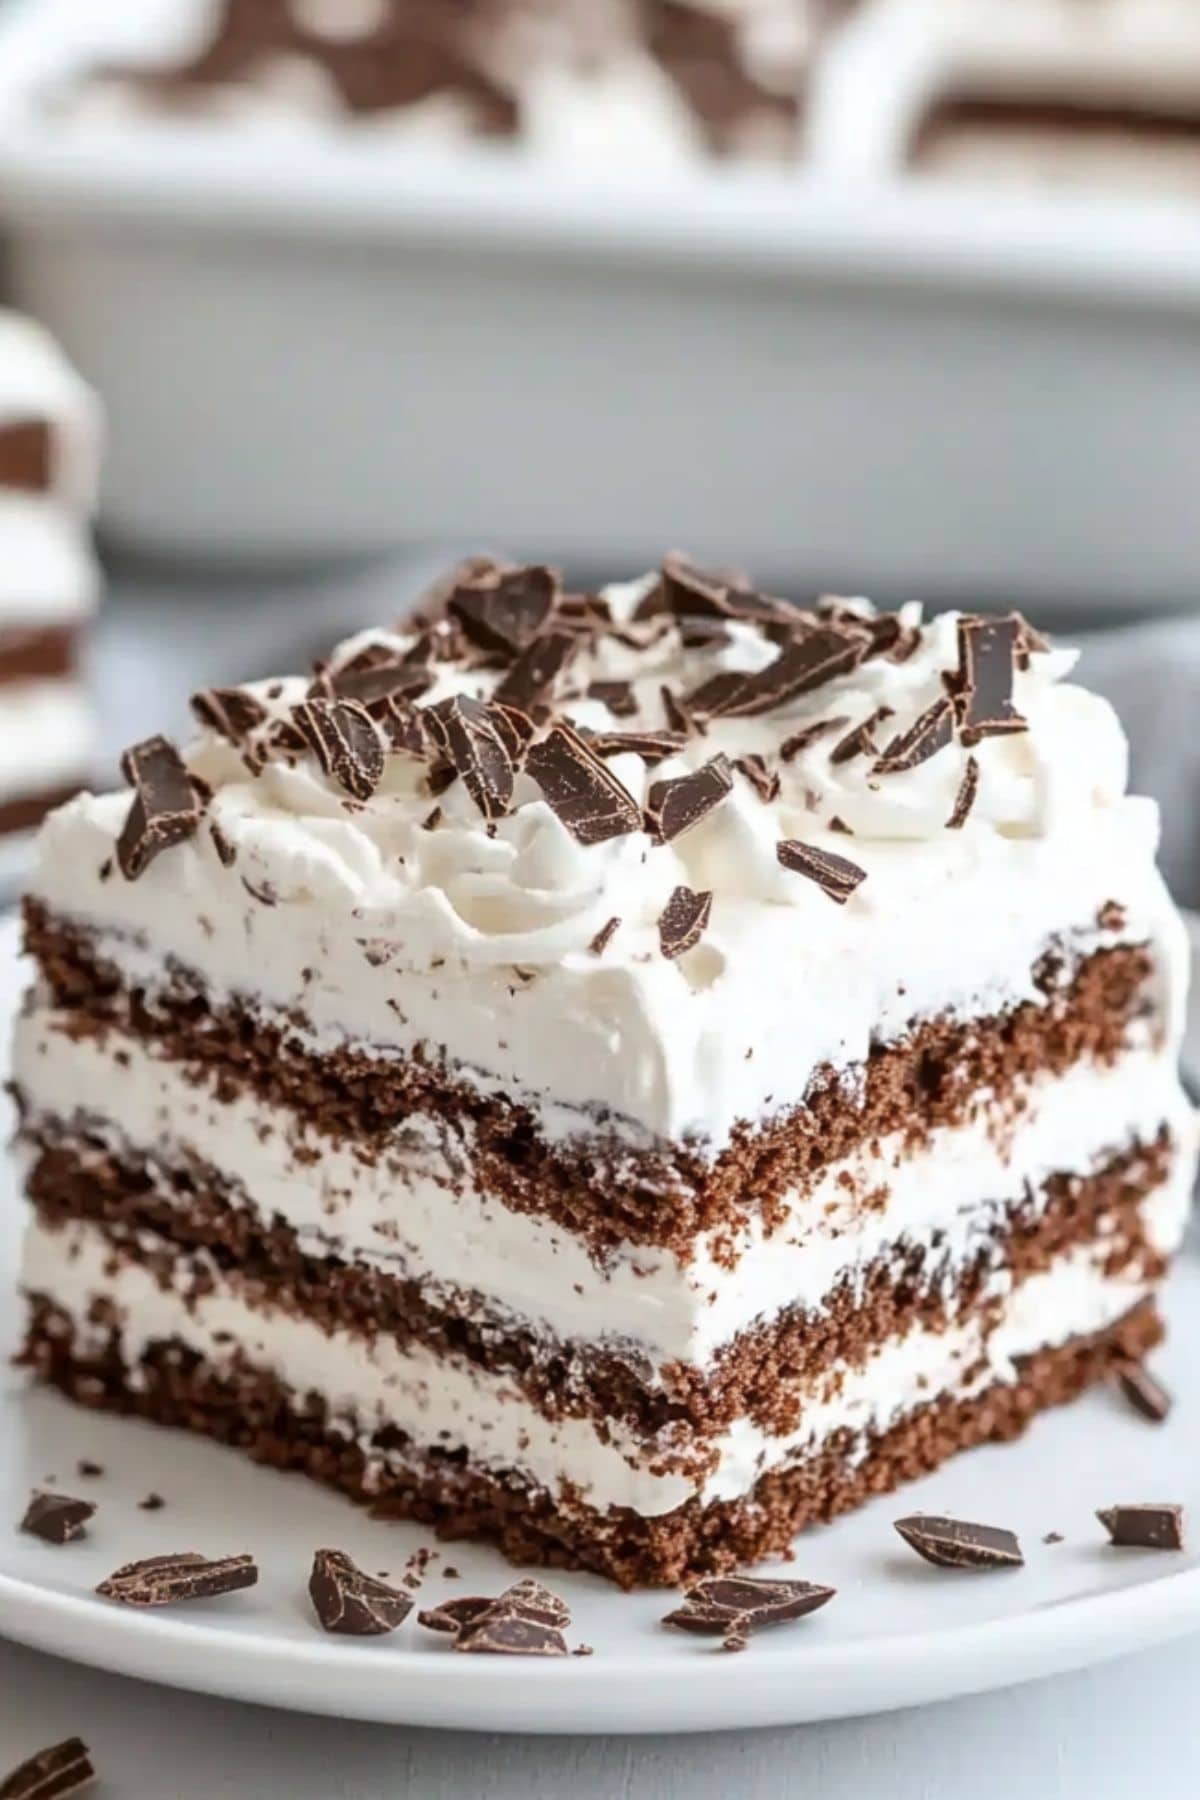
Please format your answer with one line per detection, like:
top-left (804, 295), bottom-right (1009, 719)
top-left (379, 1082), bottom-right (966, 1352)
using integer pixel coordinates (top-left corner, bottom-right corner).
top-left (16, 1006), bottom-right (1193, 1370)
top-left (22, 1180), bottom-right (1187, 1517)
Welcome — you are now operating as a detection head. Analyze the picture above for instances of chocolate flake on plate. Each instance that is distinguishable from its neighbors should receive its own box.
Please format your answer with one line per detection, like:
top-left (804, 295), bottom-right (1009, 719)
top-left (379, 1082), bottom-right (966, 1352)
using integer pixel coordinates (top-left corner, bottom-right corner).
top-left (493, 630), bottom-right (577, 714)
top-left (645, 755), bottom-right (733, 843)
top-left (589, 916), bottom-right (621, 955)
top-left (96, 1550), bottom-right (259, 1607)
top-left (953, 616), bottom-right (1027, 744)
top-left (779, 716), bottom-right (850, 762)
top-left (291, 698), bottom-right (384, 801)
top-left (894, 1514), bottom-right (1024, 1570)
top-left (0, 1736), bottom-right (95, 1800)
top-left (138, 1493), bottom-right (166, 1512)
top-left (658, 885), bottom-right (713, 960)
top-left (946, 755), bottom-right (980, 830)
top-left (309, 1548), bottom-right (414, 1636)
top-left (1097, 1504), bottom-right (1184, 1550)
top-left (587, 679), bottom-right (637, 718)
top-left (116, 736), bottom-right (206, 881)
top-left (874, 696), bottom-right (954, 775)
top-left (1114, 1362), bottom-right (1172, 1424)
top-left (830, 705), bottom-right (894, 766)
top-left (75, 1461), bottom-right (103, 1479)
top-left (420, 1577), bottom-right (571, 1653)
top-left (776, 839), bottom-right (866, 904)
top-left (525, 720), bottom-right (642, 846)
top-left (190, 684), bottom-right (268, 746)
top-left (424, 695), bottom-right (517, 823)
top-left (448, 564), bottom-right (559, 657)
top-left (662, 1575), bottom-right (835, 1645)
top-left (20, 1492), bottom-right (94, 1546)
top-left (732, 753), bottom-right (780, 803)
top-left (417, 1594), bottom-right (494, 1636)
top-left (456, 1613), bottom-right (568, 1657)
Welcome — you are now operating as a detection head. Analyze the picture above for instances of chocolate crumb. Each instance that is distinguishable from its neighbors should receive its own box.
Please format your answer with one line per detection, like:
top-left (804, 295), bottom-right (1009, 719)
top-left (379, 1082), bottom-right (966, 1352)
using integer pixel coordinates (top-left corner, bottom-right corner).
top-left (20, 1491), bottom-right (94, 1545)
top-left (76, 1460), bottom-right (103, 1479)
top-left (1043, 1532), bottom-right (1064, 1545)
top-left (138, 1493), bottom-right (166, 1512)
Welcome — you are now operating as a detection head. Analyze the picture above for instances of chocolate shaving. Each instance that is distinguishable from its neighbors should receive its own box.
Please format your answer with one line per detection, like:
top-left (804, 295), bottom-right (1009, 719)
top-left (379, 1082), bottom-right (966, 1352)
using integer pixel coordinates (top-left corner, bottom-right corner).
top-left (448, 564), bottom-right (559, 657)
top-left (321, 659), bottom-right (433, 710)
top-left (953, 615), bottom-right (1027, 744)
top-left (678, 616), bottom-right (731, 649)
top-left (830, 705), bottom-right (894, 766)
top-left (719, 627), bottom-right (867, 718)
top-left (20, 1491), bottom-right (94, 1545)
top-left (417, 1595), bottom-right (493, 1636)
top-left (779, 716), bottom-right (849, 762)
top-left (1114, 1362), bottom-right (1172, 1424)
top-left (116, 736), bottom-right (206, 881)
top-left (645, 755), bottom-right (733, 843)
top-left (0, 1737), bottom-right (95, 1800)
top-left (420, 1578), bottom-right (571, 1654)
top-left (660, 684), bottom-right (698, 737)
top-left (424, 695), bottom-right (516, 822)
top-left (683, 670), bottom-right (753, 720)
top-left (586, 729), bottom-right (685, 765)
top-left (290, 698), bottom-right (384, 801)
top-left (209, 821), bottom-right (237, 868)
top-left (96, 1550), bottom-right (259, 1607)
top-left (1097, 1504), bottom-right (1184, 1550)
top-left (662, 1575), bottom-right (835, 1643)
top-left (190, 685), bottom-right (268, 746)
top-left (378, 695), bottom-right (430, 758)
top-left (776, 839), bottom-right (866, 904)
top-left (587, 680), bottom-right (637, 718)
top-left (309, 1548), bottom-right (414, 1636)
top-left (525, 721), bottom-right (642, 846)
top-left (946, 754), bottom-right (980, 829)
top-left (659, 552), bottom-right (791, 626)
top-left (658, 885), bottom-right (712, 960)
top-left (493, 630), bottom-right (577, 714)
top-left (455, 1613), bottom-right (568, 1657)
top-left (589, 916), bottom-right (620, 955)
top-left (894, 1514), bottom-right (1024, 1570)
top-left (874, 696), bottom-right (954, 774)
top-left (732, 754), bottom-right (779, 803)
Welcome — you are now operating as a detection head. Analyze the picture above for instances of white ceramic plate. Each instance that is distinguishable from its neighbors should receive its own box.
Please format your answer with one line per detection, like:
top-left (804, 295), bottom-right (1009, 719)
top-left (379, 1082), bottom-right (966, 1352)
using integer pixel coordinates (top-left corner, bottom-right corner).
top-left (0, 910), bottom-right (1198, 1735)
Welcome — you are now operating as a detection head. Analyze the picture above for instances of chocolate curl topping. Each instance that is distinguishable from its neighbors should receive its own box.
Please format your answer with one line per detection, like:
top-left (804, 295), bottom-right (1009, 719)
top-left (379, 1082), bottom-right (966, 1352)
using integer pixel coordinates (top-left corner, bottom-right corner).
top-left (525, 720), bottom-right (642, 846)
top-left (117, 735), bottom-right (206, 881)
top-left (290, 698), bottom-right (385, 801)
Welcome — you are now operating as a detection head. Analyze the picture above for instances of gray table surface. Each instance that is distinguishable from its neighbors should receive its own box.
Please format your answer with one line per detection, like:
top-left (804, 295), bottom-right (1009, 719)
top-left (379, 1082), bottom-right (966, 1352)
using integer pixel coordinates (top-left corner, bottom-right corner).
top-left (5, 564), bottom-right (1200, 1796)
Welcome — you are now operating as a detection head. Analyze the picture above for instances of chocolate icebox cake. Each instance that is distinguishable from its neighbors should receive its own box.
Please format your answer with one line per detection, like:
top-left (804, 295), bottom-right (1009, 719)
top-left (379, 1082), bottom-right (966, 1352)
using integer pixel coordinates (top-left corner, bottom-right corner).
top-left (12, 557), bottom-right (1196, 1587)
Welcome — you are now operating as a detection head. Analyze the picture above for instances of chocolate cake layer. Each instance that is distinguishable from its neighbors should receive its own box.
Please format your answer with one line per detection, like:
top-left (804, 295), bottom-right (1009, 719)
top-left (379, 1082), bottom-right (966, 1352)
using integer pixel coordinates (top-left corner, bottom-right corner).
top-left (22, 1295), bottom-right (1161, 1588)
top-left (0, 785), bottom-right (82, 840)
top-left (23, 901), bottom-right (1157, 1257)
top-left (0, 418), bottom-right (52, 492)
top-left (913, 95), bottom-right (1200, 170)
top-left (21, 1128), bottom-right (1174, 1439)
top-left (0, 624), bottom-right (77, 686)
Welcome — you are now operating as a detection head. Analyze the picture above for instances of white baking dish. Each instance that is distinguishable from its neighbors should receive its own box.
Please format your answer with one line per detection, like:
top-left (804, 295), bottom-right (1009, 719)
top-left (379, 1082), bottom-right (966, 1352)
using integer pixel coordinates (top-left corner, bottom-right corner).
top-left (1, 0), bottom-right (1199, 608)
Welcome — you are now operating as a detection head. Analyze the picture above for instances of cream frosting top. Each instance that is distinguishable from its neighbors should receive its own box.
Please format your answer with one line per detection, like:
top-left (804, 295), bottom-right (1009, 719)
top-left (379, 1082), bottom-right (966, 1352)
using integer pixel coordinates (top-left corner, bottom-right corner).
top-left (28, 559), bottom-right (1188, 1151)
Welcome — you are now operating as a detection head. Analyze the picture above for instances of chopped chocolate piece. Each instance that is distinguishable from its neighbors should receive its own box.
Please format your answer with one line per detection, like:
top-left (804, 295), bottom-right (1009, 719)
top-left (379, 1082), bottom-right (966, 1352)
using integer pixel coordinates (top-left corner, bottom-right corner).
top-left (424, 695), bottom-right (516, 823)
top-left (525, 721), bottom-right (642, 846)
top-left (954, 616), bottom-right (1027, 744)
top-left (658, 885), bottom-right (712, 960)
top-left (448, 564), bottom-right (559, 657)
top-left (117, 736), bottom-right (205, 881)
top-left (683, 670), bottom-right (753, 720)
top-left (0, 1736), bottom-right (95, 1800)
top-left (776, 840), bottom-right (866, 904)
top-left (894, 1514), bottom-right (1024, 1570)
top-left (660, 684), bottom-right (698, 737)
top-left (589, 916), bottom-right (621, 956)
top-left (732, 754), bottom-right (780, 803)
top-left (1043, 1532), bottom-right (1064, 1545)
top-left (20, 1491), bottom-right (94, 1545)
top-left (659, 552), bottom-right (790, 626)
top-left (496, 1577), bottom-right (572, 1629)
top-left (1097, 1504), bottom-right (1184, 1550)
top-left (829, 816), bottom-right (853, 834)
top-left (323, 659), bottom-right (433, 710)
top-left (678, 616), bottom-right (731, 650)
top-left (645, 755), bottom-right (733, 843)
top-left (1114, 1362), bottom-right (1172, 1424)
top-left (720, 628), bottom-right (868, 718)
top-left (76, 1460), bottom-right (102, 1479)
top-left (723, 1633), bottom-right (748, 1652)
top-left (662, 1575), bottom-right (835, 1637)
top-left (780, 716), bottom-right (849, 762)
top-left (138, 1493), bottom-right (166, 1511)
top-left (309, 1548), bottom-right (414, 1636)
top-left (1013, 612), bottom-right (1051, 668)
top-left (190, 685), bottom-right (268, 746)
top-left (874, 696), bottom-right (954, 775)
top-left (209, 821), bottom-right (237, 868)
top-left (455, 1613), bottom-right (569, 1657)
top-left (379, 695), bottom-right (430, 758)
top-left (490, 703), bottom-right (535, 762)
top-left (417, 1594), bottom-right (493, 1636)
top-left (96, 1550), bottom-right (259, 1607)
top-left (588, 680), bottom-right (637, 718)
top-left (418, 1577), bottom-right (570, 1641)
top-left (586, 729), bottom-right (686, 765)
top-left (422, 807), bottom-right (442, 832)
top-left (946, 755), bottom-right (980, 830)
top-left (493, 630), bottom-right (577, 714)
top-left (830, 706), bottom-right (894, 767)
top-left (858, 611), bottom-right (921, 663)
top-left (291, 699), bottom-right (384, 802)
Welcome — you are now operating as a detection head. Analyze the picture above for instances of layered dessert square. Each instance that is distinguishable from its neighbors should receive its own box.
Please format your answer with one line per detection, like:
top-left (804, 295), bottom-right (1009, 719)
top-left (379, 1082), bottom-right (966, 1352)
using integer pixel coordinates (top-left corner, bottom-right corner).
top-left (0, 310), bottom-right (100, 839)
top-left (13, 557), bottom-right (1194, 1586)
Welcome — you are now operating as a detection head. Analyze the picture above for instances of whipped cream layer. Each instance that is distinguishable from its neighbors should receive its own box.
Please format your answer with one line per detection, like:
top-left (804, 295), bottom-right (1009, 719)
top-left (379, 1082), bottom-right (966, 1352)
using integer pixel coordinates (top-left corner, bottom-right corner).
top-left (24, 1174), bottom-right (1187, 1517)
top-left (16, 1007), bottom-right (1193, 1369)
top-left (0, 684), bottom-right (91, 805)
top-left (0, 499), bottom-right (101, 626)
top-left (928, 0), bottom-right (1200, 105)
top-left (27, 573), bottom-right (1189, 1152)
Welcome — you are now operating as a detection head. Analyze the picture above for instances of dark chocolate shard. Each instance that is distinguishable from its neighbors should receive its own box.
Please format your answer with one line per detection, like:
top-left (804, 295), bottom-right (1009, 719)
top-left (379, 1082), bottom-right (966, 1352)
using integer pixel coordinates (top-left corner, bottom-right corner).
top-left (117, 735), bottom-right (206, 880)
top-left (309, 1548), bottom-right (413, 1636)
top-left (589, 916), bottom-right (621, 955)
top-left (1114, 1362), bottom-right (1172, 1424)
top-left (96, 1550), bottom-right (259, 1607)
top-left (719, 627), bottom-right (868, 718)
top-left (830, 705), bottom-right (894, 766)
top-left (323, 659), bottom-right (434, 710)
top-left (678, 616), bottom-right (731, 650)
top-left (660, 684), bottom-right (699, 737)
top-left (0, 1736), bottom-right (95, 1800)
top-left (779, 716), bottom-right (849, 762)
top-left (490, 702), bottom-right (536, 763)
top-left (209, 820), bottom-right (237, 868)
top-left (417, 1595), bottom-right (494, 1636)
top-left (586, 729), bottom-right (686, 765)
top-left (454, 1613), bottom-right (568, 1657)
top-left (946, 754), bottom-right (980, 829)
top-left (894, 1514), bottom-right (1024, 1570)
top-left (189, 685), bottom-right (268, 746)
top-left (732, 754), bottom-right (780, 803)
top-left (776, 839), bottom-right (866, 904)
top-left (1097, 1504), bottom-right (1184, 1550)
top-left (448, 564), bottom-right (559, 657)
top-left (424, 695), bottom-right (516, 822)
top-left (683, 669), bottom-right (753, 720)
top-left (587, 679), bottom-right (637, 718)
top-left (658, 885), bottom-right (712, 960)
top-left (874, 696), bottom-right (954, 775)
top-left (493, 630), bottom-right (577, 714)
top-left (953, 615), bottom-right (1027, 744)
top-left (645, 755), bottom-right (733, 843)
top-left (662, 1575), bottom-right (835, 1639)
top-left (525, 720), bottom-right (642, 846)
top-left (419, 1577), bottom-right (571, 1643)
top-left (20, 1491), bottom-right (94, 1546)
top-left (496, 1577), bottom-right (572, 1629)
top-left (659, 552), bottom-right (792, 626)
top-left (291, 698), bottom-right (384, 801)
